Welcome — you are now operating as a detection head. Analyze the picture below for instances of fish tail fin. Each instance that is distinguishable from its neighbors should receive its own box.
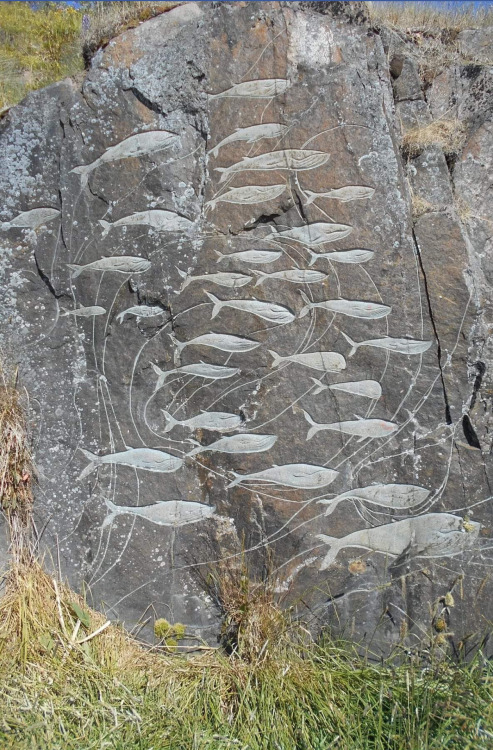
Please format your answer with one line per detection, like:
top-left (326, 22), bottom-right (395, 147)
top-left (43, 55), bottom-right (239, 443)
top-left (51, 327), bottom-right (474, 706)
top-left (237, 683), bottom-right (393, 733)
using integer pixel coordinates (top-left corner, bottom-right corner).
top-left (151, 363), bottom-right (166, 391)
top-left (311, 378), bottom-right (327, 395)
top-left (307, 250), bottom-right (317, 267)
top-left (116, 311), bottom-right (125, 324)
top-left (213, 250), bottom-right (224, 263)
top-left (77, 448), bottom-right (100, 481)
top-left (305, 190), bottom-right (317, 205)
top-left (268, 350), bottom-right (282, 368)
top-left (299, 290), bottom-right (311, 318)
top-left (302, 409), bottom-right (320, 441)
top-left (59, 307), bottom-right (68, 317)
top-left (251, 270), bottom-right (266, 286)
top-left (186, 440), bottom-right (201, 458)
top-left (70, 165), bottom-right (90, 188)
top-left (206, 199), bottom-right (217, 211)
top-left (176, 266), bottom-right (191, 289)
top-left (215, 168), bottom-right (228, 182)
top-left (341, 331), bottom-right (358, 357)
top-left (98, 219), bottom-right (111, 238)
top-left (168, 331), bottom-right (184, 354)
top-left (205, 291), bottom-right (222, 319)
top-left (227, 472), bottom-right (241, 488)
top-left (161, 410), bottom-right (178, 433)
top-left (316, 535), bottom-right (340, 570)
top-left (102, 498), bottom-right (118, 527)
top-left (67, 263), bottom-right (83, 279)
top-left (210, 145), bottom-right (219, 158)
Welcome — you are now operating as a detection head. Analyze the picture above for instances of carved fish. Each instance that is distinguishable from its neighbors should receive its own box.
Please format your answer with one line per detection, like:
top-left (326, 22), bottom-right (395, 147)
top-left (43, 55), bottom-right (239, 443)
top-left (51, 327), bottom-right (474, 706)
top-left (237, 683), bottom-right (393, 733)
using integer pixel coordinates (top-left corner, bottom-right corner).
top-left (265, 222), bottom-right (352, 247)
top-left (210, 123), bottom-right (289, 157)
top-left (177, 267), bottom-right (252, 290)
top-left (1, 207), bottom-right (60, 230)
top-left (78, 446), bottom-right (182, 481)
top-left (207, 184), bottom-right (286, 210)
top-left (299, 291), bottom-right (391, 320)
top-left (187, 433), bottom-right (277, 457)
top-left (307, 248), bottom-right (374, 266)
top-left (170, 332), bottom-right (260, 354)
top-left (61, 305), bottom-right (106, 318)
top-left (215, 249), bottom-right (282, 264)
top-left (305, 186), bottom-right (375, 205)
top-left (318, 483), bottom-right (430, 517)
top-left (162, 410), bottom-right (242, 433)
top-left (216, 150), bottom-right (329, 182)
top-left (341, 331), bottom-right (433, 357)
top-left (252, 269), bottom-right (328, 286)
top-left (67, 256), bottom-right (151, 279)
top-left (228, 463), bottom-right (338, 489)
top-left (152, 361), bottom-right (239, 391)
top-left (317, 513), bottom-right (480, 570)
top-left (206, 292), bottom-right (295, 325)
top-left (70, 130), bottom-right (179, 186)
top-left (99, 210), bottom-right (193, 238)
top-left (302, 411), bottom-right (398, 442)
top-left (269, 350), bottom-right (346, 372)
top-left (104, 499), bottom-right (216, 527)
top-left (116, 305), bottom-right (166, 324)
top-left (208, 79), bottom-right (289, 100)
top-left (311, 378), bottom-right (382, 399)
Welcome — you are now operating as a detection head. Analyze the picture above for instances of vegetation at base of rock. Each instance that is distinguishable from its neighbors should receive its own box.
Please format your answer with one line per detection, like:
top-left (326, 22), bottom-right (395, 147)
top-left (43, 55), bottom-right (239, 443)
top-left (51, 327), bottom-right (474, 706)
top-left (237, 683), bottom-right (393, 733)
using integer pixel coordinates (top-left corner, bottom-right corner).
top-left (0, 1), bottom-right (178, 112)
top-left (0, 559), bottom-right (491, 750)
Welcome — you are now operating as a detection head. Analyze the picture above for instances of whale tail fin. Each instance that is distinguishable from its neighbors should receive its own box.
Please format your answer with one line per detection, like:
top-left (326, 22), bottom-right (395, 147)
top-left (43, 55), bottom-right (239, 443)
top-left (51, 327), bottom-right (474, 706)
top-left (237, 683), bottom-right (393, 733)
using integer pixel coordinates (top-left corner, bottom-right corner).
top-left (67, 264), bottom-right (83, 280)
top-left (77, 448), bottom-right (101, 481)
top-left (176, 266), bottom-right (191, 290)
top-left (168, 331), bottom-right (185, 355)
top-left (213, 250), bottom-right (225, 263)
top-left (98, 219), bottom-right (111, 238)
top-left (215, 167), bottom-right (229, 183)
top-left (298, 290), bottom-right (312, 319)
top-left (161, 410), bottom-right (179, 433)
top-left (310, 378), bottom-right (328, 395)
top-left (102, 498), bottom-right (119, 527)
top-left (302, 409), bottom-right (321, 441)
top-left (316, 534), bottom-right (341, 570)
top-left (151, 363), bottom-right (167, 392)
top-left (305, 190), bottom-right (318, 205)
top-left (340, 331), bottom-right (359, 357)
top-left (268, 350), bottom-right (283, 369)
top-left (205, 291), bottom-right (222, 319)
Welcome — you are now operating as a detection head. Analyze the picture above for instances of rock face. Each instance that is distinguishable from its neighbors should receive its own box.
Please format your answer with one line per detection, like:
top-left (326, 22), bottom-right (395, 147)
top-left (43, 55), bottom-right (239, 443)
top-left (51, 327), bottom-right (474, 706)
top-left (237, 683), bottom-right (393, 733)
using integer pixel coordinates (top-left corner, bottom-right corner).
top-left (0, 2), bottom-right (491, 651)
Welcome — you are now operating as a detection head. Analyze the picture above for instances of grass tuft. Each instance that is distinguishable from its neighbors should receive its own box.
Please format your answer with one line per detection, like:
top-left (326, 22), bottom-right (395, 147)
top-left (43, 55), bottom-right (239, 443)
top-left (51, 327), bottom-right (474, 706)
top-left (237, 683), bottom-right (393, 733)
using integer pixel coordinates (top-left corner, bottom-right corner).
top-left (403, 118), bottom-right (467, 159)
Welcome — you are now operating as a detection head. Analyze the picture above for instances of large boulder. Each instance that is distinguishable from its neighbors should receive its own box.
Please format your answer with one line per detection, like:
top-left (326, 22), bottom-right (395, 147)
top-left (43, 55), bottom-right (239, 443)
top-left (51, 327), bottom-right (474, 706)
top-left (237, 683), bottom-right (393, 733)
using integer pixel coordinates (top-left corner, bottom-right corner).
top-left (0, 1), bottom-right (491, 652)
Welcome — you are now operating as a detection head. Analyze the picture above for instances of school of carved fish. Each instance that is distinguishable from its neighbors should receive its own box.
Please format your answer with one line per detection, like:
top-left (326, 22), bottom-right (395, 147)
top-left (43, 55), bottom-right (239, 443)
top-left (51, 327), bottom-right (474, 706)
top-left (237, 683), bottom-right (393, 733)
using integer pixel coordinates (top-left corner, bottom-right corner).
top-left (28, 69), bottom-right (468, 591)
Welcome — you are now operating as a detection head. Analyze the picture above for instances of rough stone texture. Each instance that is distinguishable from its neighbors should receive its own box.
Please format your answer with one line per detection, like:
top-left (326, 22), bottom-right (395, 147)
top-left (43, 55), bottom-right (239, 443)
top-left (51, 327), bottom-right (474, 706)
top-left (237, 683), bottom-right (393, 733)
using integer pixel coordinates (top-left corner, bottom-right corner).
top-left (0, 2), bottom-right (492, 652)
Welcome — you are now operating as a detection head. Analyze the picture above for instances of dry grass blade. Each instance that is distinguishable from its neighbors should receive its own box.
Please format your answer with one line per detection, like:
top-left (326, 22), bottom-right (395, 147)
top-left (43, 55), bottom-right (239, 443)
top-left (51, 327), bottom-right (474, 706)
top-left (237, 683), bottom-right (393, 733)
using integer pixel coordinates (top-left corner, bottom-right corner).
top-left (0, 365), bottom-right (33, 562)
top-left (402, 119), bottom-right (467, 159)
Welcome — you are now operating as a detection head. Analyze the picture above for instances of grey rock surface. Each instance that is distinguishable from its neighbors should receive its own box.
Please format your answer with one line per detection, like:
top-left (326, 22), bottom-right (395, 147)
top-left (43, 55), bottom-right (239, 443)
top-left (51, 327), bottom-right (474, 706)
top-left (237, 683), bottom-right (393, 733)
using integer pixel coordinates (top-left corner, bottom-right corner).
top-left (0, 1), bottom-right (491, 652)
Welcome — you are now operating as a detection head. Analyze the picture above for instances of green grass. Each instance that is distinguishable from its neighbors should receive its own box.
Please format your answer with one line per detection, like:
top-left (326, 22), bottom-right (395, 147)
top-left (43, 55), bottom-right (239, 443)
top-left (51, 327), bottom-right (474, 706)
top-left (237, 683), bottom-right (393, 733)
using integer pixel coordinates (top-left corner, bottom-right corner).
top-left (0, 561), bottom-right (492, 750)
